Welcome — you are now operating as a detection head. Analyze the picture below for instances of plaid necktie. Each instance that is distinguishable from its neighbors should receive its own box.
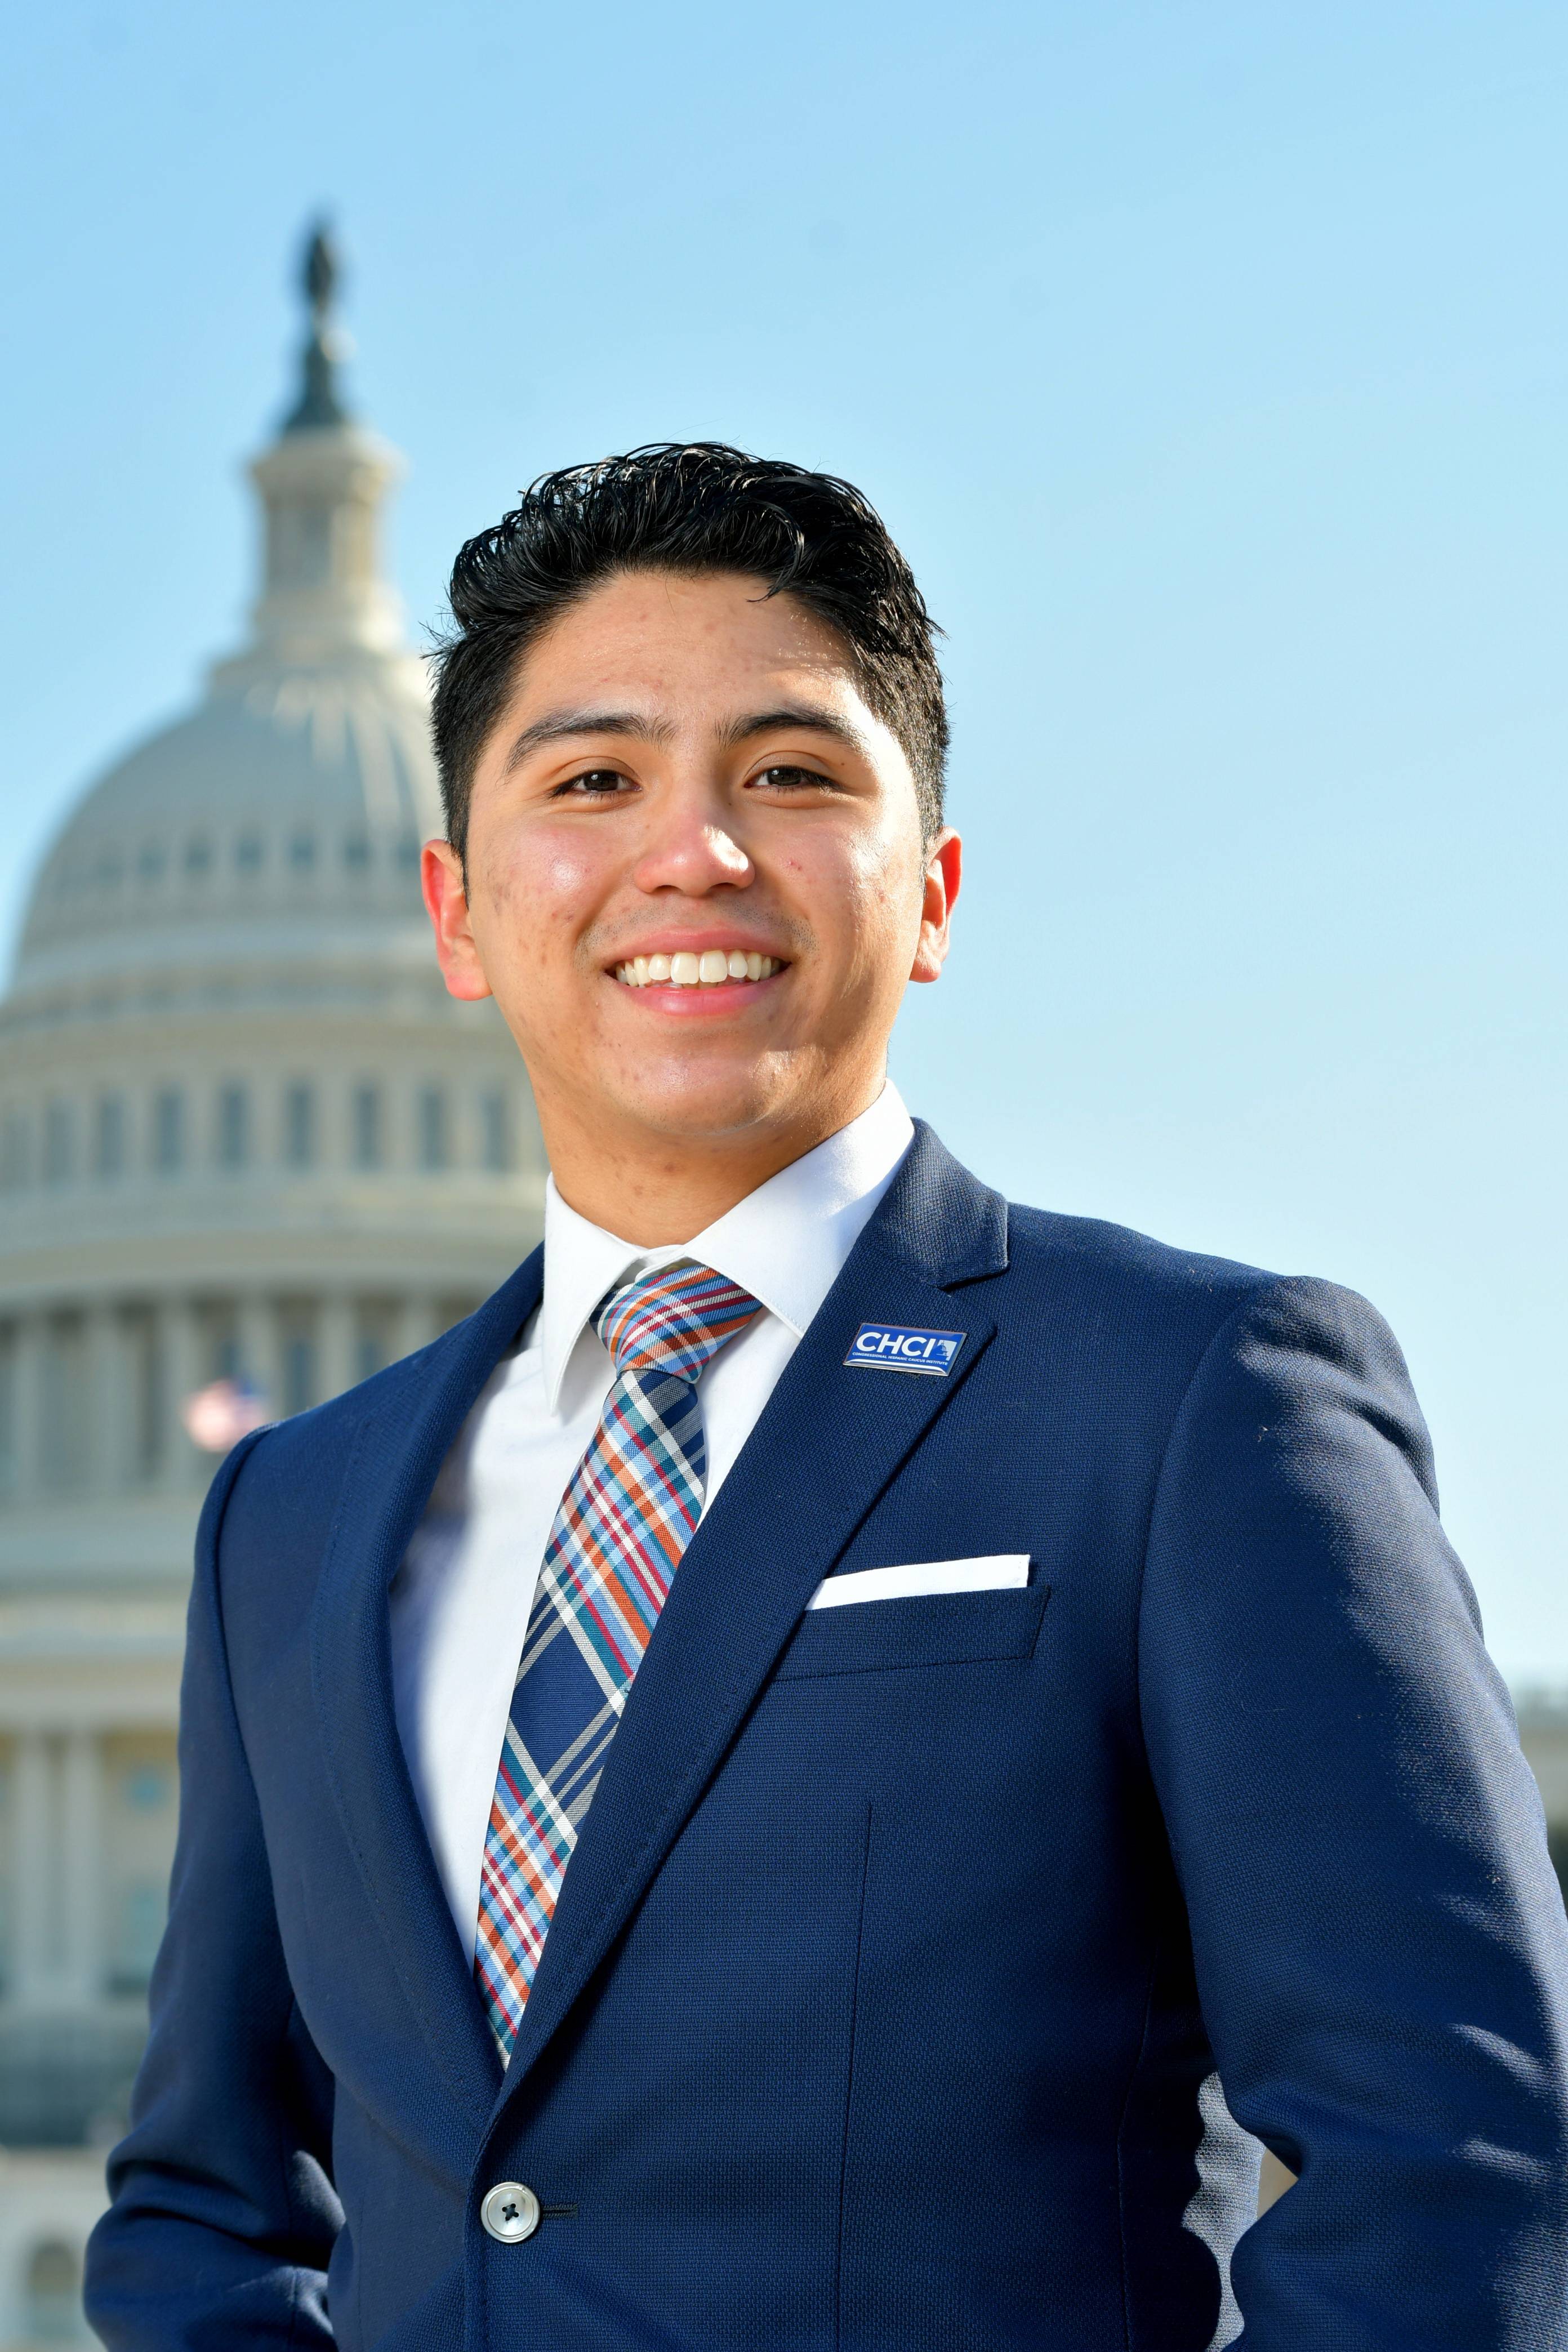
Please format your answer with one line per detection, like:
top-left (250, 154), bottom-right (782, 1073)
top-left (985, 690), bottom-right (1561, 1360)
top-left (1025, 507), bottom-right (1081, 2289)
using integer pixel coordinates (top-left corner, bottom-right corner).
top-left (474, 1257), bottom-right (761, 2062)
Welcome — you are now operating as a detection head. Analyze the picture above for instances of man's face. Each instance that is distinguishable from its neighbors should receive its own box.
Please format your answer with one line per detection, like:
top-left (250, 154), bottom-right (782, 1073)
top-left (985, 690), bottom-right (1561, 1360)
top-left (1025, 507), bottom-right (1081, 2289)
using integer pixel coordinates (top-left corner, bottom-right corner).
top-left (424, 568), bottom-right (959, 1160)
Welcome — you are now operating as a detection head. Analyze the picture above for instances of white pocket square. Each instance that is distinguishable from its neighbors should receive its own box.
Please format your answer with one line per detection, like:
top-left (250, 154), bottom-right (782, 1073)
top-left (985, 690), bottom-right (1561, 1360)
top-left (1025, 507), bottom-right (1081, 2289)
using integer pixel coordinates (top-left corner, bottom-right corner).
top-left (805, 1555), bottom-right (1031, 1609)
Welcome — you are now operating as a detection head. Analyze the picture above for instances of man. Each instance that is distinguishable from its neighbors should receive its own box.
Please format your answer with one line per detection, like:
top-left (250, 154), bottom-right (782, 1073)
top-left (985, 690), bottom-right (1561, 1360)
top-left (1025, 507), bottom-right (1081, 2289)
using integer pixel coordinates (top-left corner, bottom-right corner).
top-left (87, 444), bottom-right (1567, 2350)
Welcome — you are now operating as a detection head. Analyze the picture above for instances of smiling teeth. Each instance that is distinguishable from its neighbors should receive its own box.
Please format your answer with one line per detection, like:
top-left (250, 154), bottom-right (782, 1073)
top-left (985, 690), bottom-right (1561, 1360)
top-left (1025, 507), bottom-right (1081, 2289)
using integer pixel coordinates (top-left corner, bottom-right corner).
top-left (614, 952), bottom-right (782, 987)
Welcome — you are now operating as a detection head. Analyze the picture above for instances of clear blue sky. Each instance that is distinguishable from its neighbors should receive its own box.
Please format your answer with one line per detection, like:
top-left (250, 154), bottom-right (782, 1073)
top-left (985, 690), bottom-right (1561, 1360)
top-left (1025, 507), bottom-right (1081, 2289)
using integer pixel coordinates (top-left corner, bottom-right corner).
top-left (4, 2), bottom-right (1564, 1679)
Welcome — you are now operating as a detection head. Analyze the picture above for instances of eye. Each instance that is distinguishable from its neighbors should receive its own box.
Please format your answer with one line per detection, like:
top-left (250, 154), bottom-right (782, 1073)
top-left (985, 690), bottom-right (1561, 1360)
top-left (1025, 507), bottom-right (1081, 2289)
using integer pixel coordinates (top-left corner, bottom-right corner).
top-left (551, 768), bottom-right (634, 799)
top-left (750, 764), bottom-right (838, 792)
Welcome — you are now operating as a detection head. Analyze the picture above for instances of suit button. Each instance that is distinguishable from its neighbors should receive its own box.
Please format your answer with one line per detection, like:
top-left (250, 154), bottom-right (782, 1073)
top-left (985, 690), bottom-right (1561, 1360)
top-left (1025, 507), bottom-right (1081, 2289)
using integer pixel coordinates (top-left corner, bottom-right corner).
top-left (480, 2181), bottom-right (541, 2243)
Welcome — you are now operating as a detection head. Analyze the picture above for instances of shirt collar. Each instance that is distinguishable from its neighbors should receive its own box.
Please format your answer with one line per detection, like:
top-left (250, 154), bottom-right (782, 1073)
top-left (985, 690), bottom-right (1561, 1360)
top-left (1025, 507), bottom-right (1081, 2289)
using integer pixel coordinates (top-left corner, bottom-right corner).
top-left (538, 1083), bottom-right (915, 1413)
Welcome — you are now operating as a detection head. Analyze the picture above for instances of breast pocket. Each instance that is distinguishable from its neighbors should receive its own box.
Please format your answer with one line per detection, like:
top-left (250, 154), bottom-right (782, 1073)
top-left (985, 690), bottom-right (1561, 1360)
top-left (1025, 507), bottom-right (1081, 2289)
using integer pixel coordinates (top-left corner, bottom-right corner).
top-left (772, 1579), bottom-right (1051, 1681)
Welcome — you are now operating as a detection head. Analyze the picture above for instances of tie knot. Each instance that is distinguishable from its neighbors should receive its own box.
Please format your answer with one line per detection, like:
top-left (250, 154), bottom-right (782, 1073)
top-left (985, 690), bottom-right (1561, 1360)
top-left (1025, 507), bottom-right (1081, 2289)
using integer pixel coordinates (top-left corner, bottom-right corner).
top-left (595, 1258), bottom-right (760, 1383)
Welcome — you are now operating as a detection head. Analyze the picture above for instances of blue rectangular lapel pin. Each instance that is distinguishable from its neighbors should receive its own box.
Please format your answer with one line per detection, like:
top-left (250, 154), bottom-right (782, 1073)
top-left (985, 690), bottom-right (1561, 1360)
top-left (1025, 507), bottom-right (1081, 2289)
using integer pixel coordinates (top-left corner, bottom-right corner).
top-left (844, 1322), bottom-right (966, 1377)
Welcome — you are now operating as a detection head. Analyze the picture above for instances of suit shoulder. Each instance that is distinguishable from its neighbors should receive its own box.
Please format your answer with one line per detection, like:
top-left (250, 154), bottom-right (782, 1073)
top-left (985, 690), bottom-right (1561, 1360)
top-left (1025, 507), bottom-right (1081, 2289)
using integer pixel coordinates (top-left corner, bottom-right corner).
top-left (228, 1348), bottom-right (419, 1507)
top-left (218, 1250), bottom-right (542, 1544)
top-left (213, 1313), bottom-right (488, 1587)
top-left (964, 1204), bottom-right (1276, 1427)
top-left (1003, 1200), bottom-right (1275, 1313)
top-left (999, 1204), bottom-right (1409, 1410)
top-left (989, 1208), bottom-right (1419, 1492)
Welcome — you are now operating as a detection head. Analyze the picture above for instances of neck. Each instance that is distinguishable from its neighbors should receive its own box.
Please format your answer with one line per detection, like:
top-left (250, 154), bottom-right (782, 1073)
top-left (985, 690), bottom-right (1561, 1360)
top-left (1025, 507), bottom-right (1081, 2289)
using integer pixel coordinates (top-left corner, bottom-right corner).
top-left (537, 1074), bottom-right (887, 1245)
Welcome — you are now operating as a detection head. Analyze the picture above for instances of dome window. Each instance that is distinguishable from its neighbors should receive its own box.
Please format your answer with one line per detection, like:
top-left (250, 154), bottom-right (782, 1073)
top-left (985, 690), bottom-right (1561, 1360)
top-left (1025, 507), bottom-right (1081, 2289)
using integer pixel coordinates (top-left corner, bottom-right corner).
top-left (480, 1090), bottom-right (511, 1173)
top-left (417, 1086), bottom-right (447, 1172)
top-left (288, 832), bottom-right (318, 874)
top-left (184, 836), bottom-right (213, 881)
top-left (355, 1302), bottom-right (398, 1382)
top-left (351, 1084), bottom-right (383, 1170)
top-left (95, 1094), bottom-right (127, 1180)
top-left (126, 1311), bottom-right (160, 1477)
top-left (1, 1112), bottom-right (33, 1191)
top-left (153, 1088), bottom-right (185, 1174)
top-left (235, 835), bottom-right (265, 877)
top-left (137, 841), bottom-right (166, 886)
top-left (40, 1316), bottom-right (88, 1490)
top-left (284, 1081), bottom-right (315, 1167)
top-left (216, 1084), bottom-right (250, 1170)
top-left (344, 834), bottom-right (371, 875)
top-left (280, 1307), bottom-right (318, 1416)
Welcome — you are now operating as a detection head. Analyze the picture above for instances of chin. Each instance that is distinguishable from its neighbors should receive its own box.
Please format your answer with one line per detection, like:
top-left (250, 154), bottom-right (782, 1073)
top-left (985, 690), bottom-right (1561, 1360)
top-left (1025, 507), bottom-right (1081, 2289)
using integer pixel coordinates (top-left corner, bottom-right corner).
top-left (614, 1070), bottom-right (796, 1144)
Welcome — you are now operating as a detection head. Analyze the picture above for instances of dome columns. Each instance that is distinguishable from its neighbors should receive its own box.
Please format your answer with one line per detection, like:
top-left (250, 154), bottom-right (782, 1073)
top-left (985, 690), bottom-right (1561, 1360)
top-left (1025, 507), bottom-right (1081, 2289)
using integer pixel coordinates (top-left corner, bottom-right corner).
top-left (1, 1726), bottom-right (111, 2013)
top-left (0, 1288), bottom-right (490, 1507)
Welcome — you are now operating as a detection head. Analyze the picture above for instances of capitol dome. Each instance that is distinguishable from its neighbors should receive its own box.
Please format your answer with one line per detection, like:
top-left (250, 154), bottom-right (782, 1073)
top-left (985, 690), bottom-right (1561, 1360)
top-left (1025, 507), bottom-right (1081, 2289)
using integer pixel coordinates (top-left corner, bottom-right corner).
top-left (14, 251), bottom-right (443, 1007)
top-left (0, 228), bottom-right (545, 2256)
top-left (15, 663), bottom-right (439, 995)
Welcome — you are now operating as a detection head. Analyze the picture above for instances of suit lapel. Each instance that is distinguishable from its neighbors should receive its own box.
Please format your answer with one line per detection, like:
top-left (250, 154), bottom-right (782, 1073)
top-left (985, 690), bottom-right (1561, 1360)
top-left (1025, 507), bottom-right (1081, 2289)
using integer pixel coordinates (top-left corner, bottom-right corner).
top-left (493, 1126), bottom-right (1008, 2116)
top-left (311, 1250), bottom-right (544, 2125)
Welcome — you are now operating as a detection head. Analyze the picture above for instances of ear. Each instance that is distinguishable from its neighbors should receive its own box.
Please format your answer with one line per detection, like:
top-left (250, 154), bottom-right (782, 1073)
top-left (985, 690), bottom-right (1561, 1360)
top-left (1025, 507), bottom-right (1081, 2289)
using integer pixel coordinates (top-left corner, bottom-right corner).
top-left (910, 828), bottom-right (961, 984)
top-left (422, 840), bottom-right (493, 1002)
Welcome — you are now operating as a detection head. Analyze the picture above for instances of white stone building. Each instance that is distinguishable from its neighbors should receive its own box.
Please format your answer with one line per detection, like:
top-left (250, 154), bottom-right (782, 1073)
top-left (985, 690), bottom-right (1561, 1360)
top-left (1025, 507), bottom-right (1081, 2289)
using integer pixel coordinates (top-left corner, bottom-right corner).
top-left (0, 236), bottom-right (544, 2345)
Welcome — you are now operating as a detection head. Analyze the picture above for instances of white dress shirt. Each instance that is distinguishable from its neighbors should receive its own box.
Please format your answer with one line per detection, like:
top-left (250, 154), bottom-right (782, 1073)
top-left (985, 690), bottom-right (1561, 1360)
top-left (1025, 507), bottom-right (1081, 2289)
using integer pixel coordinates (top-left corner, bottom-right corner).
top-left (389, 1083), bottom-right (915, 1945)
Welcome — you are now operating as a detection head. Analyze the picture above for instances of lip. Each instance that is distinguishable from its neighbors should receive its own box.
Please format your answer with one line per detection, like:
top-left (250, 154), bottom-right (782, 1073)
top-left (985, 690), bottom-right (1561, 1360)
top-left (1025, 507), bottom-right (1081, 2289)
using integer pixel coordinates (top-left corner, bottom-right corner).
top-left (606, 966), bottom-right (789, 1013)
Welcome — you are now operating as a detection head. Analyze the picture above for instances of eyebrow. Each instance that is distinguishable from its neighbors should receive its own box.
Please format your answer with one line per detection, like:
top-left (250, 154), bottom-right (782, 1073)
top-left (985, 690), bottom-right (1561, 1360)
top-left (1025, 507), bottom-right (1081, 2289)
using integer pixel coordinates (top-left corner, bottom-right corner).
top-left (502, 702), bottom-right (867, 772)
top-left (502, 709), bottom-right (677, 771)
top-left (716, 706), bottom-right (868, 755)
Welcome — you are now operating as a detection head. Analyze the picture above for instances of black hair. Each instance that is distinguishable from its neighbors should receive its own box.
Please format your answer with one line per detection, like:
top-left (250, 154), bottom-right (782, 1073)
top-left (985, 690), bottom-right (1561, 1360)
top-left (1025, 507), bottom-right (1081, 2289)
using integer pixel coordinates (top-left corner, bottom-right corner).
top-left (431, 443), bottom-right (947, 859)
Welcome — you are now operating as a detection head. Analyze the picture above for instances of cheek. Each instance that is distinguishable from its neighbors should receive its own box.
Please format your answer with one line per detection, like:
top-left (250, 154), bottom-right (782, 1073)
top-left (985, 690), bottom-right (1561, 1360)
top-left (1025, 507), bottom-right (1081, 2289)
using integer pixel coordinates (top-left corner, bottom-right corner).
top-left (817, 827), bottom-right (925, 969)
top-left (480, 826), bottom-right (608, 944)
top-left (786, 815), bottom-right (911, 905)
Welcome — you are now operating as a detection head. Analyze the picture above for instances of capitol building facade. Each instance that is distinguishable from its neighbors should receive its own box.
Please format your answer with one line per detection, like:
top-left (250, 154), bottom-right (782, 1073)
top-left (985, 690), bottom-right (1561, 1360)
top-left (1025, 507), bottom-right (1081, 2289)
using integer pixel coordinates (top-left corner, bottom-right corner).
top-left (0, 242), bottom-right (544, 2344)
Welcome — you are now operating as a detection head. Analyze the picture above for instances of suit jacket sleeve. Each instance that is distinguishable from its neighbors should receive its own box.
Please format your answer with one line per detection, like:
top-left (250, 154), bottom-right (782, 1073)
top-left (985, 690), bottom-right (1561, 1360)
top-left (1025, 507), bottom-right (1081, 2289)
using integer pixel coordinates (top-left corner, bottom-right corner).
top-left (1139, 1275), bottom-right (1568, 2347)
top-left (83, 1432), bottom-right (341, 2350)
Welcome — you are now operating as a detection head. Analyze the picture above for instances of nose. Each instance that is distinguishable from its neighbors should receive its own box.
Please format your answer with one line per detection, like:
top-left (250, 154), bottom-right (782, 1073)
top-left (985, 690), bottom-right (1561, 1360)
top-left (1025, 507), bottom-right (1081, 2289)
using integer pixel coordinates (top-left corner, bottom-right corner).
top-left (630, 790), bottom-right (753, 898)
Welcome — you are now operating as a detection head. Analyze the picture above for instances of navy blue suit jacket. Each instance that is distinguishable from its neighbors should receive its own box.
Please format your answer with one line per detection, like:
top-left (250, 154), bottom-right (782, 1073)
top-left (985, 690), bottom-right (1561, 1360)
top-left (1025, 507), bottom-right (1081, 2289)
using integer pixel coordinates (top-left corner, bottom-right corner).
top-left (86, 1127), bottom-right (1568, 2349)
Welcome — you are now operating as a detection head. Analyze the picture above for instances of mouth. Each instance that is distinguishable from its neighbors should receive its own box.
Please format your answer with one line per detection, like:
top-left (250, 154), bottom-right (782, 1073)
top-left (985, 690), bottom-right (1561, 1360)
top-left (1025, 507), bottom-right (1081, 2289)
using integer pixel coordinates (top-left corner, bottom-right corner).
top-left (611, 949), bottom-right (787, 990)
